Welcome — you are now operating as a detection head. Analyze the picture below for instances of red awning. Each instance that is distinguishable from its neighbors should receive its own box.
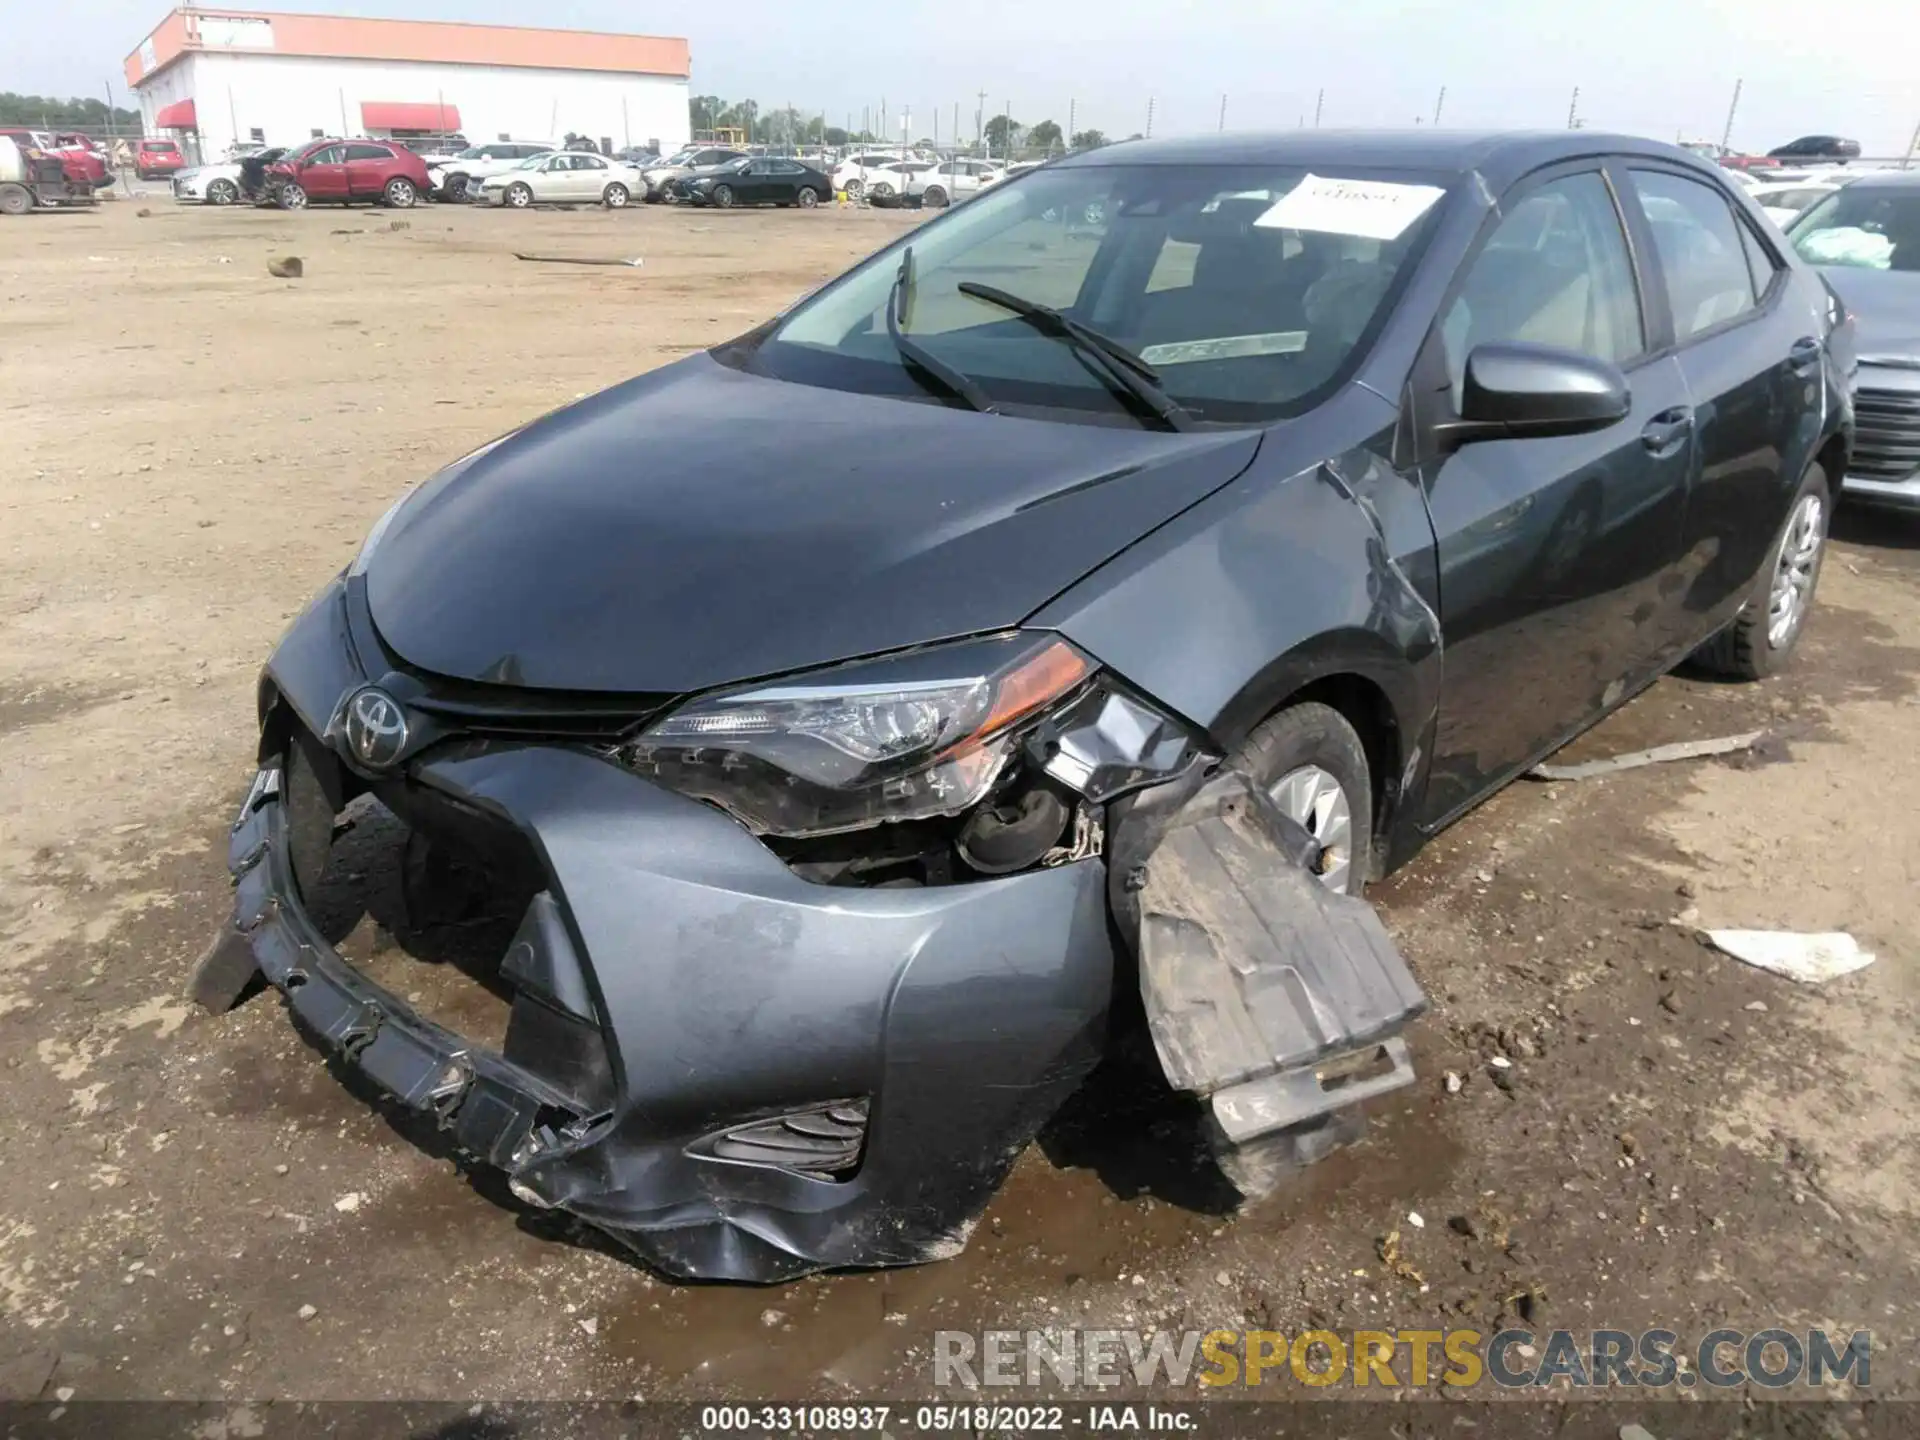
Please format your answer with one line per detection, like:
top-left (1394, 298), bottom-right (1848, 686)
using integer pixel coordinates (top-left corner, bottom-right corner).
top-left (154, 98), bottom-right (196, 129)
top-left (359, 101), bottom-right (462, 132)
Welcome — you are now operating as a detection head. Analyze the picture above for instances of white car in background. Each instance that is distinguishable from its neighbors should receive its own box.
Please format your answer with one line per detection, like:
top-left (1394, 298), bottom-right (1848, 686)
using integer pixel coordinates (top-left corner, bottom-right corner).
top-left (908, 159), bottom-right (1004, 207)
top-left (473, 151), bottom-right (643, 207)
top-left (428, 141), bottom-right (555, 200)
top-left (1749, 178), bottom-right (1844, 229)
top-left (171, 145), bottom-right (289, 204)
top-left (832, 152), bottom-right (929, 198)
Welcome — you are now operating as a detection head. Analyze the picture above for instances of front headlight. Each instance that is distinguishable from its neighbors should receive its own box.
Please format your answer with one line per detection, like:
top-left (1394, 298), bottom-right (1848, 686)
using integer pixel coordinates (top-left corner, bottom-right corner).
top-left (619, 633), bottom-right (1095, 838)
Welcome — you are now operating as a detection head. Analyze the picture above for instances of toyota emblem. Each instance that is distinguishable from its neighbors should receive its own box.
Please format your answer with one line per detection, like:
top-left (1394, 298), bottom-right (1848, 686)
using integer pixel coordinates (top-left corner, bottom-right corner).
top-left (342, 687), bottom-right (409, 770)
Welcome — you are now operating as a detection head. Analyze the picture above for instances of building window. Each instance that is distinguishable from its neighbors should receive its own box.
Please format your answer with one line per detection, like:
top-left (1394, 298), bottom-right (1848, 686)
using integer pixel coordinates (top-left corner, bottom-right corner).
top-left (310, 128), bottom-right (323, 139)
top-left (250, 127), bottom-right (265, 142)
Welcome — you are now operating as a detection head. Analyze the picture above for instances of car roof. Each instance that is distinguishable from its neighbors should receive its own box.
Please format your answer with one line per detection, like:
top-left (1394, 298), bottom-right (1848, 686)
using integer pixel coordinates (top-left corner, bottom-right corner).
top-left (1833, 169), bottom-right (1920, 192)
top-left (1052, 129), bottom-right (1728, 185)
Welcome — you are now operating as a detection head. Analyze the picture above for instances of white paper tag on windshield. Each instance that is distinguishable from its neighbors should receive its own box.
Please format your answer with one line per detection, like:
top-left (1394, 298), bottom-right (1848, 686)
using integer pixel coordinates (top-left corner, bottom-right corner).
top-left (1254, 173), bottom-right (1446, 241)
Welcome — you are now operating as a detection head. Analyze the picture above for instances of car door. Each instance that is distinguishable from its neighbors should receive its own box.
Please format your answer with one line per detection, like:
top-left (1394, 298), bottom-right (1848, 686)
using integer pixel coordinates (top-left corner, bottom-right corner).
top-left (343, 143), bottom-right (390, 200)
top-left (1620, 164), bottom-right (1814, 641)
top-left (545, 154), bottom-right (586, 200)
top-left (298, 144), bottom-right (349, 201)
top-left (1417, 164), bottom-right (1698, 826)
top-left (570, 153), bottom-right (610, 200)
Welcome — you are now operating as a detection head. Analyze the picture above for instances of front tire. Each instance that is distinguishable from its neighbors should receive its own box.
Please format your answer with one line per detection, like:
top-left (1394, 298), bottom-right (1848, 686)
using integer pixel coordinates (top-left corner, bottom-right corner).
top-left (1229, 702), bottom-right (1374, 895)
top-left (276, 180), bottom-right (308, 211)
top-left (0, 184), bottom-right (31, 216)
top-left (505, 182), bottom-right (533, 209)
top-left (1693, 462), bottom-right (1831, 680)
top-left (923, 184), bottom-right (949, 208)
top-left (207, 178), bottom-right (238, 206)
top-left (843, 177), bottom-right (864, 200)
top-left (384, 176), bottom-right (417, 207)
top-left (603, 183), bottom-right (629, 208)
top-left (711, 183), bottom-right (734, 208)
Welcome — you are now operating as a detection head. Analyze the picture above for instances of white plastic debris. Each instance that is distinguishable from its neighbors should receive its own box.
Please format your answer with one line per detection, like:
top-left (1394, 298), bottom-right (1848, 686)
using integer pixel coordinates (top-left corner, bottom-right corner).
top-left (1704, 930), bottom-right (1875, 985)
top-left (1407, 1211), bottom-right (1425, 1229)
top-left (1488, 1055), bottom-right (1513, 1070)
top-left (332, 1192), bottom-right (363, 1213)
top-left (1529, 731), bottom-right (1763, 781)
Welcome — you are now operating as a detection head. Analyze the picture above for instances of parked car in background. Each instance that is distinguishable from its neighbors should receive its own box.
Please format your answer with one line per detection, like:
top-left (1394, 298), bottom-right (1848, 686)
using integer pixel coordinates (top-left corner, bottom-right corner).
top-left (134, 138), bottom-right (185, 180)
top-left (0, 135), bottom-right (97, 213)
top-left (203, 130), bottom-right (1852, 1286)
top-left (672, 155), bottom-right (831, 209)
top-left (1769, 135), bottom-right (1862, 162)
top-left (266, 138), bottom-right (431, 209)
top-left (1786, 171), bottom-right (1920, 510)
top-left (172, 146), bottom-right (288, 205)
top-left (614, 146), bottom-right (659, 167)
top-left (427, 142), bottom-right (553, 200)
top-left (1749, 178), bottom-right (1844, 229)
top-left (474, 151), bottom-right (643, 207)
top-left (1679, 140), bottom-right (1770, 172)
top-left (0, 128), bottom-right (112, 191)
top-left (909, 158), bottom-right (1004, 207)
top-left (854, 160), bottom-right (934, 201)
top-left (641, 146), bottom-right (748, 200)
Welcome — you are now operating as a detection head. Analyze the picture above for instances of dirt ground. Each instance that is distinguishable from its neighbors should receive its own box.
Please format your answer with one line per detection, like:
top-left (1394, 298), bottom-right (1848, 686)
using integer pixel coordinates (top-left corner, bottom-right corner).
top-left (2, 192), bottom-right (1918, 1413)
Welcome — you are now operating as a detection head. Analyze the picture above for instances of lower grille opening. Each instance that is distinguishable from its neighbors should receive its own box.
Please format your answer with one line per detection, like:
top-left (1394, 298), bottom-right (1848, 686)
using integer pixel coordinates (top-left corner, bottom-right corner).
top-left (295, 790), bottom-right (540, 1053)
top-left (690, 1098), bottom-right (871, 1181)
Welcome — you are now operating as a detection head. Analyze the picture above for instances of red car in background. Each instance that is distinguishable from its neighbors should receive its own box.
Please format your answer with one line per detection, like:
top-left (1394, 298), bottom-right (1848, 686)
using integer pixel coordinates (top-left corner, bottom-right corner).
top-left (135, 138), bottom-right (186, 179)
top-left (0, 128), bottom-right (112, 191)
top-left (264, 137), bottom-right (431, 209)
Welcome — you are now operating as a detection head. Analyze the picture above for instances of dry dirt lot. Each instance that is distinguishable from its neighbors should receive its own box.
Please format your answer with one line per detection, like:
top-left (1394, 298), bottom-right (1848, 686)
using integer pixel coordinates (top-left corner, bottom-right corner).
top-left (2, 194), bottom-right (1918, 1419)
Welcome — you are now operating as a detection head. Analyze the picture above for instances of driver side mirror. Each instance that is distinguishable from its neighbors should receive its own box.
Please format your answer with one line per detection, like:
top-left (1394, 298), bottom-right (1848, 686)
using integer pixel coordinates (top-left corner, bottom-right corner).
top-left (1435, 342), bottom-right (1631, 453)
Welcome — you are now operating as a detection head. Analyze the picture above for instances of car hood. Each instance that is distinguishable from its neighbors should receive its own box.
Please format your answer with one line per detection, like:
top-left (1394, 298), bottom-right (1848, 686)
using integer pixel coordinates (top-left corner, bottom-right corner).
top-left (366, 353), bottom-right (1261, 693)
top-left (1821, 266), bottom-right (1920, 360)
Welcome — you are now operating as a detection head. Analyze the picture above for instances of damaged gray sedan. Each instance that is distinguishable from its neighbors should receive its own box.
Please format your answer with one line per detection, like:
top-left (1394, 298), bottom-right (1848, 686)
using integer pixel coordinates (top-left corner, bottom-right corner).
top-left (195, 130), bottom-right (1851, 1282)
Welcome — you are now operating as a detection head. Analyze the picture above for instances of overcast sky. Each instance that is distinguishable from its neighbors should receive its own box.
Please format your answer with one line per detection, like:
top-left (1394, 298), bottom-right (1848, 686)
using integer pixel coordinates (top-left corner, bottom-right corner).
top-left (14, 0), bottom-right (1920, 155)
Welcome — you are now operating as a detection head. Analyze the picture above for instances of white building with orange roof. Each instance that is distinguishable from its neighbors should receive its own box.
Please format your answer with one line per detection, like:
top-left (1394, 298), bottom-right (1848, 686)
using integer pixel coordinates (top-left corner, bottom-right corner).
top-left (125, 7), bottom-right (691, 159)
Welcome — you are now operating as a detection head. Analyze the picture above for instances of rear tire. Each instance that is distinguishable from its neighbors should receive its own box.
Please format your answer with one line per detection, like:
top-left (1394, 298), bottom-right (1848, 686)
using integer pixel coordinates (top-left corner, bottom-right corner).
top-left (843, 177), bottom-right (864, 200)
top-left (1228, 701), bottom-right (1374, 896)
top-left (603, 183), bottom-right (630, 208)
top-left (384, 176), bottom-right (417, 207)
top-left (795, 186), bottom-right (819, 208)
top-left (923, 184), bottom-right (949, 207)
top-left (1692, 461), bottom-right (1830, 680)
top-left (0, 183), bottom-right (32, 216)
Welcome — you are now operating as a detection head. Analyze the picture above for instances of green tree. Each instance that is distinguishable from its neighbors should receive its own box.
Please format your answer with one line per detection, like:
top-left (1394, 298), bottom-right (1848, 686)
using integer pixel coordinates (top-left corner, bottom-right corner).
top-left (983, 113), bottom-right (1018, 154)
top-left (0, 93), bottom-right (139, 129)
top-left (1070, 128), bottom-right (1107, 150)
top-left (1028, 119), bottom-right (1063, 152)
top-left (823, 126), bottom-right (849, 147)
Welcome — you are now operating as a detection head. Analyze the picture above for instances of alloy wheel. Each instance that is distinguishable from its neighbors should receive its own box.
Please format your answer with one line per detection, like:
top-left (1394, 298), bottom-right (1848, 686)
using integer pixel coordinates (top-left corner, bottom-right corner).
top-left (1767, 492), bottom-right (1825, 648)
top-left (1270, 765), bottom-right (1356, 893)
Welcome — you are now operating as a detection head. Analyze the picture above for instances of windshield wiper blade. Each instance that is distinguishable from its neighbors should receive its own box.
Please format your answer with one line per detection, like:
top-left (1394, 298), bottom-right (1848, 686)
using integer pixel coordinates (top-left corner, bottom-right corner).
top-left (887, 248), bottom-right (997, 415)
top-left (956, 280), bottom-right (1194, 430)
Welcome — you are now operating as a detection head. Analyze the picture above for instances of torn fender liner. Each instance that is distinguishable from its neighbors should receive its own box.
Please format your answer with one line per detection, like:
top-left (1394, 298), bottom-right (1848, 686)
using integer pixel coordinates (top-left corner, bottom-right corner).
top-left (1130, 770), bottom-right (1426, 1191)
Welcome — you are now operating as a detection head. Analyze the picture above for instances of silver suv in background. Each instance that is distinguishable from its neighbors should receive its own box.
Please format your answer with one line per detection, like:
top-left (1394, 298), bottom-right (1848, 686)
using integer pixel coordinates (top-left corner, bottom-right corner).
top-left (1788, 171), bottom-right (1920, 511)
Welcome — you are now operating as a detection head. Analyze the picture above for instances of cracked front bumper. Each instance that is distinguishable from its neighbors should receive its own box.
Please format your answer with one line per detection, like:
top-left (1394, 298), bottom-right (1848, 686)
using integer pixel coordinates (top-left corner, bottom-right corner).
top-left (198, 584), bottom-right (1116, 1282)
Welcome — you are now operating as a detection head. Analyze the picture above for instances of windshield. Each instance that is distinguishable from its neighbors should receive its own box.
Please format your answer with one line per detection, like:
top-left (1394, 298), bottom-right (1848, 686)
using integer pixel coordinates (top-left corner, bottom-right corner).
top-left (1789, 184), bottom-right (1920, 271)
top-left (748, 161), bottom-right (1449, 425)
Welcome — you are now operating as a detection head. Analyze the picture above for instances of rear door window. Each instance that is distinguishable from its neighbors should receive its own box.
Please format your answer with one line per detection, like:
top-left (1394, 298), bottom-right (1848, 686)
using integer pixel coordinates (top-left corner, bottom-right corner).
top-left (345, 144), bottom-right (389, 162)
top-left (1629, 170), bottom-right (1761, 340)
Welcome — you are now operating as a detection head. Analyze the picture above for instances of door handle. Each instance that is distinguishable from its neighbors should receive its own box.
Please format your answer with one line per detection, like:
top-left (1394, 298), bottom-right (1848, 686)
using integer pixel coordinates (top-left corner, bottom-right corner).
top-left (1788, 336), bottom-right (1822, 373)
top-left (1640, 406), bottom-right (1693, 455)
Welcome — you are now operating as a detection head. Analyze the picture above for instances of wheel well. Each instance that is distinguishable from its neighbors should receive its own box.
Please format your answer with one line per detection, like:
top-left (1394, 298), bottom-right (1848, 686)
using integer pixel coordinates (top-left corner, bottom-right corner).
top-left (1267, 673), bottom-right (1402, 872)
top-left (1814, 431), bottom-right (1848, 487)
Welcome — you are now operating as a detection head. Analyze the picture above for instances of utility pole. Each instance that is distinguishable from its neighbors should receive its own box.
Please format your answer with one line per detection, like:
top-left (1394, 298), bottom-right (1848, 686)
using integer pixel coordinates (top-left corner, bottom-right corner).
top-left (1219, 94), bottom-right (1227, 132)
top-left (1433, 85), bottom-right (1446, 126)
top-left (1145, 96), bottom-right (1155, 138)
top-left (1720, 78), bottom-right (1743, 150)
top-left (976, 90), bottom-right (987, 153)
top-left (1566, 85), bottom-right (1579, 130)
top-left (1068, 97), bottom-right (1075, 146)
top-left (1313, 89), bottom-right (1325, 127)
